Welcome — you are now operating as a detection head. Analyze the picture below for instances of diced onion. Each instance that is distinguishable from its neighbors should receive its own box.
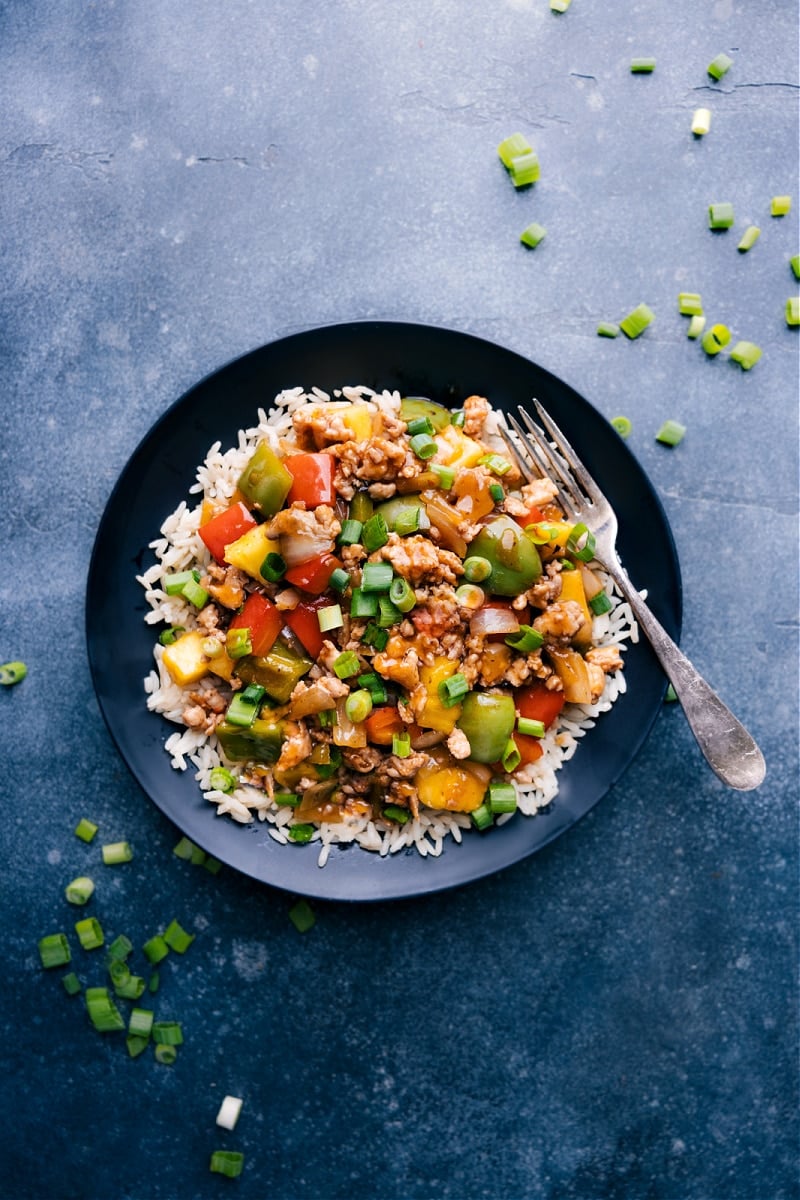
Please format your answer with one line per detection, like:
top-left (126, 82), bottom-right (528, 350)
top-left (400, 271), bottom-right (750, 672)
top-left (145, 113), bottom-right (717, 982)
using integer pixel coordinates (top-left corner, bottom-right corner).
top-left (469, 606), bottom-right (520, 637)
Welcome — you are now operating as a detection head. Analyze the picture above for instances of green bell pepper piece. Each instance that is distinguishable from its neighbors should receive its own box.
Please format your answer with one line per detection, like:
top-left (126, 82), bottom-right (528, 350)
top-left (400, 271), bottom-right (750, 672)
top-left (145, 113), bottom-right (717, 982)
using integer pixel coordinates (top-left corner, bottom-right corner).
top-left (216, 717), bottom-right (284, 763)
top-left (373, 495), bottom-right (429, 532)
top-left (456, 691), bottom-right (516, 763)
top-left (399, 396), bottom-right (452, 431)
top-left (237, 441), bottom-right (293, 517)
top-left (467, 515), bottom-right (542, 597)
top-left (235, 641), bottom-right (313, 704)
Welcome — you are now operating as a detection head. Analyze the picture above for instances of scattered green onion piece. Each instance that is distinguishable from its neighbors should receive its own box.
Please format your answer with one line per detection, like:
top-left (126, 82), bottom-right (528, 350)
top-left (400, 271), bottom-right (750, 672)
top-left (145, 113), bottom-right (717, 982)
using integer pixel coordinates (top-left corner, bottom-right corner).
top-left (361, 562), bottom-right (394, 593)
top-left (317, 603), bottom-right (344, 633)
top-left (108, 959), bottom-right (131, 989)
top-left (462, 556), bottom-right (492, 583)
top-left (128, 1008), bottom-right (154, 1039)
top-left (489, 483), bottom-right (505, 502)
top-left (142, 935), bottom-right (170, 965)
top-left (172, 836), bottom-right (197, 861)
top-left (275, 792), bottom-right (301, 808)
top-left (560, 560), bottom-right (576, 571)
top-left (328, 567), bottom-right (351, 593)
top-left (471, 803), bottom-right (494, 831)
top-left (201, 636), bottom-right (223, 658)
top-left (550, 0), bottom-right (571, 11)
top-left (38, 933), bottom-right (71, 969)
top-left (288, 900), bottom-right (316, 933)
top-left (259, 552), bottom-right (286, 583)
top-left (619, 303), bottom-right (655, 339)
top-left (701, 323), bottom-right (731, 356)
top-left (345, 689), bottom-right (373, 724)
top-left (158, 626), bottom-right (184, 646)
top-left (114, 974), bottom-right (146, 1000)
top-left (589, 589), bottom-right (614, 615)
top-left (85, 986), bottom-right (125, 1033)
top-left (455, 583), bottom-right (486, 609)
top-left (74, 818), bottom-right (99, 844)
top-left (406, 415), bottom-right (434, 436)
top-left (225, 690), bottom-right (261, 728)
top-left (154, 1044), bottom-right (178, 1065)
top-left (729, 341), bottom-right (763, 370)
top-left (791, 254), bottom-right (800, 281)
top-left (0, 660), bottom-right (27, 686)
top-left (489, 779), bottom-right (518, 813)
top-left (163, 569), bottom-right (198, 595)
top-left (771, 195), bottom-right (791, 217)
top-left (349, 587), bottom-right (379, 620)
top-left (210, 1151), bottom-right (245, 1179)
top-left (665, 683), bottom-right (678, 702)
top-left (517, 717), bottom-right (546, 738)
top-left (163, 919), bottom-right (195, 954)
top-left (357, 673), bottom-right (389, 704)
top-left (148, 971), bottom-right (160, 994)
top-left (508, 150), bottom-right (540, 187)
top-left (332, 650), bottom-right (361, 680)
top-left (181, 577), bottom-right (209, 608)
top-left (691, 108), bottom-right (712, 136)
top-left (61, 971), bottom-right (82, 995)
top-left (75, 917), bottom-right (104, 950)
top-left (102, 841), bottom-right (133, 866)
top-left (786, 299), bottom-right (800, 327)
top-left (450, 410), bottom-right (466, 427)
top-left (597, 322), bottom-right (620, 338)
top-left (707, 52), bottom-right (733, 80)
top-left (203, 856), bottom-right (222, 876)
top-left (479, 453), bottom-right (512, 476)
top-left (687, 314), bottom-right (707, 339)
top-left (497, 132), bottom-right (533, 168)
top-left (288, 824), bottom-right (315, 844)
top-left (737, 226), bottom-right (760, 253)
top-left (389, 576), bottom-right (416, 612)
top-left (630, 57), bottom-right (656, 73)
top-left (655, 420), bottom-right (687, 447)
top-left (505, 625), bottom-right (545, 652)
top-left (678, 293), bottom-right (703, 316)
top-left (65, 876), bottom-right (95, 906)
top-left (216, 1096), bottom-right (244, 1130)
top-left (501, 739), bottom-right (522, 773)
top-left (520, 222), bottom-right (547, 249)
top-left (708, 202), bottom-right (734, 229)
top-left (566, 523), bottom-right (596, 562)
top-left (126, 1035), bottom-right (149, 1058)
top-left (392, 732), bottom-right (412, 758)
top-left (337, 518), bottom-right (363, 546)
top-left (610, 415), bottom-right (632, 438)
top-left (152, 1021), bottom-right (183, 1046)
top-left (378, 595), bottom-right (403, 628)
top-left (317, 710), bottom-right (333, 728)
top-left (362, 513), bottom-right (389, 553)
top-left (209, 766), bottom-right (236, 794)
top-left (226, 627), bottom-right (252, 660)
top-left (107, 933), bottom-right (133, 961)
top-left (438, 673), bottom-right (469, 708)
top-left (430, 464), bottom-right (455, 490)
top-left (409, 432), bottom-right (437, 460)
top-left (393, 506), bottom-right (423, 537)
top-left (362, 622), bottom-right (389, 651)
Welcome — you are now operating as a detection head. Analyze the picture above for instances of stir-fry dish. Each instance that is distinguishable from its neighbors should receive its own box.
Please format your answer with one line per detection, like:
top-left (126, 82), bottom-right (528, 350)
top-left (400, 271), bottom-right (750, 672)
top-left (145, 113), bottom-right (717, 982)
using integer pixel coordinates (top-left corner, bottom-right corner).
top-left (140, 386), bottom-right (635, 864)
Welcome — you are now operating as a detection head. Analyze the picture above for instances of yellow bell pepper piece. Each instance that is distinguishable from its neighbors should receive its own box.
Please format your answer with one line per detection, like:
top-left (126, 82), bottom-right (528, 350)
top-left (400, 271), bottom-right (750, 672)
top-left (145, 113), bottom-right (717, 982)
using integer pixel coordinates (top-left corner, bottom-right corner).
top-left (161, 631), bottom-right (211, 687)
top-left (223, 524), bottom-right (281, 583)
top-left (417, 658), bottom-right (462, 733)
top-left (433, 425), bottom-right (485, 471)
top-left (558, 568), bottom-right (593, 646)
top-left (416, 752), bottom-right (492, 813)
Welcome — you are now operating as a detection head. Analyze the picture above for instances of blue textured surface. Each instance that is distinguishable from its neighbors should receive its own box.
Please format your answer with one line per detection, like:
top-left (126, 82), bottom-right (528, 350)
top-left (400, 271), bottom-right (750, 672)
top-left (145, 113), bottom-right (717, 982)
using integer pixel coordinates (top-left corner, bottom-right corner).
top-left (1, 3), bottom-right (797, 1198)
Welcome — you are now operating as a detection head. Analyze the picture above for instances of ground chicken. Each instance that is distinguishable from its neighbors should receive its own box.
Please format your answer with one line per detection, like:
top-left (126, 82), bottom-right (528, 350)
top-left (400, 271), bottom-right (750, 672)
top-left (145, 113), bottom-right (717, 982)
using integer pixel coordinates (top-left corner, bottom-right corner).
top-left (274, 720), bottom-right (312, 773)
top-left (533, 600), bottom-right (587, 645)
top-left (587, 663), bottom-right (607, 704)
top-left (331, 437), bottom-right (420, 499)
top-left (203, 562), bottom-right (246, 610)
top-left (341, 746), bottom-right (384, 774)
top-left (446, 728), bottom-right (472, 760)
top-left (376, 752), bottom-right (429, 783)
top-left (288, 676), bottom-right (349, 719)
top-left (373, 643), bottom-right (421, 692)
top-left (197, 604), bottom-right (221, 632)
top-left (265, 502), bottom-right (341, 544)
top-left (182, 685), bottom-right (227, 734)
top-left (376, 533), bottom-right (464, 587)
top-left (291, 403), bottom-right (372, 449)
top-left (462, 394), bottom-right (490, 438)
top-left (526, 562), bottom-right (563, 610)
top-left (586, 644), bottom-right (624, 674)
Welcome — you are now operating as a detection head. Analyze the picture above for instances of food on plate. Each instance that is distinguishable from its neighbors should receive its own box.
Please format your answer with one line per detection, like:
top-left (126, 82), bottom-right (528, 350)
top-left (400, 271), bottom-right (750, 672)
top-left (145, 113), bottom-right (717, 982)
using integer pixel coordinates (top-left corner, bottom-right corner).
top-left (139, 386), bottom-right (636, 865)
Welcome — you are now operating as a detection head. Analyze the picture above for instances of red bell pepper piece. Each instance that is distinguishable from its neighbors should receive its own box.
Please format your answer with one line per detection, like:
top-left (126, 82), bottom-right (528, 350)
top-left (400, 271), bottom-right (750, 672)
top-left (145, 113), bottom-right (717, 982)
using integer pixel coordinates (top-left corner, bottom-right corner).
top-left (364, 706), bottom-right (406, 746)
top-left (285, 453), bottom-right (336, 508)
top-left (199, 502), bottom-right (258, 565)
top-left (229, 593), bottom-right (282, 657)
top-left (283, 553), bottom-right (341, 596)
top-left (513, 504), bottom-right (545, 530)
top-left (284, 596), bottom-right (334, 659)
top-left (515, 680), bottom-right (566, 730)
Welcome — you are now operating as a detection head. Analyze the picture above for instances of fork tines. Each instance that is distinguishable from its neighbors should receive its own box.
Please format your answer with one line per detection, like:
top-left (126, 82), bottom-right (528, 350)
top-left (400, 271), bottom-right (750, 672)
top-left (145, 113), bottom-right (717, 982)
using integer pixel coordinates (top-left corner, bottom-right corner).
top-left (497, 404), bottom-right (583, 519)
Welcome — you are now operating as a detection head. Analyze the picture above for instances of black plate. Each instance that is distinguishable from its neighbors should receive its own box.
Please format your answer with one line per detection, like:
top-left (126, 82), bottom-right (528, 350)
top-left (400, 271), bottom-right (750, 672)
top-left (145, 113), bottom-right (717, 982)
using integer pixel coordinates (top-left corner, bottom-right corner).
top-left (86, 321), bottom-right (682, 901)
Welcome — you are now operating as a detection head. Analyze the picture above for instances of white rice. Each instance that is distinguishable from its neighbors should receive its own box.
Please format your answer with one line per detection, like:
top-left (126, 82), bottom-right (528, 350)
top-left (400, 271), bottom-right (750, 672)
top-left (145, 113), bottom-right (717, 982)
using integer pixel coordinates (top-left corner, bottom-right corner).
top-left (138, 386), bottom-right (638, 867)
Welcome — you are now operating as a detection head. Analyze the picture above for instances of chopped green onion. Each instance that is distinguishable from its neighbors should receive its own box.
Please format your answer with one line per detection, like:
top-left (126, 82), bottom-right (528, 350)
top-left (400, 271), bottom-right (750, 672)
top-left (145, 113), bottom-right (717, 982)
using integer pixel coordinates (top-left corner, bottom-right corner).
top-left (357, 673), bottom-right (389, 704)
top-left (771, 195), bottom-right (791, 217)
top-left (148, 971), bottom-right (160, 993)
top-left (61, 971), bottom-right (82, 995)
top-left (470, 803), bottom-right (494, 831)
top-left (362, 622), bottom-right (389, 651)
top-left (392, 732), bottom-right (411, 758)
top-left (114, 974), bottom-right (146, 1000)
top-left (158, 626), bottom-right (184, 646)
top-left (259, 552), bottom-right (286, 582)
top-left (566, 523), bottom-right (596, 562)
top-left (550, 0), bottom-right (571, 11)
top-left (108, 959), bottom-right (131, 989)
top-left (450, 410), bottom-right (466, 427)
top-left (501, 739), bottom-right (522, 773)
top-left (74, 917), bottom-right (104, 950)
top-left (201, 636), bottom-right (223, 658)
top-left (383, 804), bottom-right (411, 825)
top-left (226, 627), bottom-right (252, 660)
top-left (596, 322), bottom-right (620, 338)
top-left (430, 464), bottom-right (455, 490)
top-left (181, 577), bottom-right (208, 608)
top-left (163, 569), bottom-right (199, 595)
top-left (210, 1151), bottom-right (245, 1179)
top-left (328, 567), bottom-right (350, 593)
top-left (154, 1044), bottom-right (178, 1065)
top-left (406, 416), bottom-right (434, 436)
top-left (737, 226), bottom-right (760, 253)
top-left (152, 1021), bottom-right (184, 1046)
top-left (687, 314), bottom-right (707, 339)
top-left (619, 303), bottom-right (655, 339)
top-left (332, 651), bottom-right (361, 679)
top-left (708, 202), bottom-right (734, 229)
top-left (38, 933), bottom-right (71, 969)
top-left (65, 876), bottom-right (95, 906)
top-left (126, 1035), bottom-right (149, 1058)
top-left (497, 132), bottom-right (533, 168)
top-left (203, 856), bottom-right (222, 876)
top-left (173, 836), bottom-right (198, 861)
top-left (517, 717), bottom-right (546, 738)
top-left (361, 562), bottom-right (394, 592)
top-left (225, 690), bottom-right (261, 728)
top-left (791, 254), bottom-right (800, 281)
top-left (707, 52), bottom-right (733, 80)
top-left (393, 506), bottom-right (423, 537)
top-left (610, 415), bottom-right (632, 438)
top-left (128, 1007), bottom-right (154, 1039)
top-left (489, 483), bottom-right (505, 502)
top-left (786, 298), bottom-right (800, 327)
top-left (489, 779), bottom-right (517, 813)
top-left (729, 341), bottom-right (763, 370)
top-left (74, 818), bottom-right (99, 843)
top-left (455, 583), bottom-right (486, 609)
top-left (505, 625), bottom-right (545, 652)
top-left (102, 841), bottom-right (133, 866)
top-left (107, 933), bottom-right (133, 961)
top-left (678, 292), bottom-right (703, 316)
top-left (362, 513), bottom-right (389, 553)
top-left (409, 432), bottom-right (437, 460)
top-left (507, 150), bottom-right (540, 187)
top-left (142, 934), bottom-right (170, 964)
top-left (691, 108), bottom-right (712, 136)
top-left (463, 556), bottom-right (492, 583)
top-left (378, 595), bottom-right (403, 628)
top-left (630, 57), bottom-right (656, 73)
top-left (85, 986), bottom-right (125, 1033)
top-left (389, 576), bottom-right (416, 612)
top-left (350, 587), bottom-right (379, 619)
top-left (701, 323), bottom-right (731, 356)
top-left (216, 1096), bottom-right (244, 1130)
top-left (345, 689), bottom-right (373, 724)
top-left (288, 900), bottom-right (316, 933)
top-left (589, 589), bottom-right (614, 615)
top-left (479, 453), bottom-right (512, 476)
top-left (274, 792), bottom-right (301, 807)
top-left (288, 824), bottom-right (315, 844)
top-left (655, 420), bottom-right (687, 447)
top-left (209, 766), bottom-right (236, 794)
top-left (525, 521), bottom-right (560, 544)
top-left (438, 673), bottom-right (469, 708)
top-left (317, 603), bottom-right (344, 633)
top-left (665, 683), bottom-right (678, 702)
top-left (560, 560), bottom-right (576, 571)
top-left (163, 919), bottom-right (195, 954)
top-left (0, 660), bottom-right (27, 686)
top-left (337, 519), bottom-right (363, 546)
top-left (520, 222), bottom-right (547, 248)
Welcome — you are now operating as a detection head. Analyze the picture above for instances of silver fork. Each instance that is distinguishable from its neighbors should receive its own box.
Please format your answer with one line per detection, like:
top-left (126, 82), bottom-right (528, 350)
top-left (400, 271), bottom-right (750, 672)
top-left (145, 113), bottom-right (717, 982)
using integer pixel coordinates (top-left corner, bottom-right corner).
top-left (498, 401), bottom-right (766, 791)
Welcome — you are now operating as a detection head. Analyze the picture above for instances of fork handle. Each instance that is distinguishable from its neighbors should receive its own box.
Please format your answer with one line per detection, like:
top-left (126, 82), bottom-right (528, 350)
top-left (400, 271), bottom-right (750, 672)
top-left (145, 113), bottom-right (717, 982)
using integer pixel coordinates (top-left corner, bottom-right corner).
top-left (605, 565), bottom-right (766, 791)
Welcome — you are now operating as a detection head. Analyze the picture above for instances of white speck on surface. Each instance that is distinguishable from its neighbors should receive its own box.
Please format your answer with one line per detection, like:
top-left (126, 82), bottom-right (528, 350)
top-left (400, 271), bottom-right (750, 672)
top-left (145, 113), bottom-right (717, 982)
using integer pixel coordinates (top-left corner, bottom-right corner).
top-left (303, 54), bottom-right (319, 78)
top-left (231, 939), bottom-right (269, 981)
top-left (735, 952), bottom-right (751, 970)
top-left (47, 849), bottom-right (61, 865)
top-left (130, 133), bottom-right (147, 151)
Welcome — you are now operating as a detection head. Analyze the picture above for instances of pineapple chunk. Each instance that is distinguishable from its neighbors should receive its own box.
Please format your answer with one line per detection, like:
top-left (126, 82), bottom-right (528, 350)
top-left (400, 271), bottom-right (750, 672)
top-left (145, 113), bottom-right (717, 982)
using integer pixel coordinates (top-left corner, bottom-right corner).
top-left (416, 752), bottom-right (492, 813)
top-left (433, 425), bottom-right (485, 471)
top-left (559, 567), bottom-right (593, 647)
top-left (161, 631), bottom-right (211, 687)
top-left (417, 657), bottom-right (462, 733)
top-left (223, 524), bottom-right (281, 583)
